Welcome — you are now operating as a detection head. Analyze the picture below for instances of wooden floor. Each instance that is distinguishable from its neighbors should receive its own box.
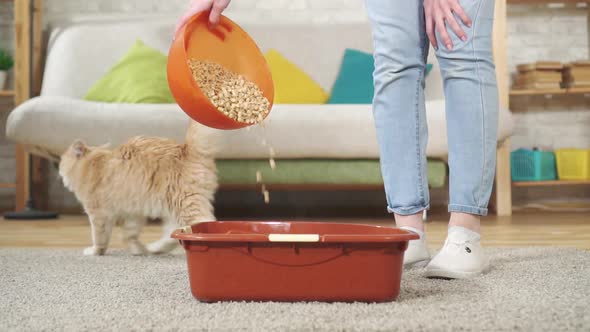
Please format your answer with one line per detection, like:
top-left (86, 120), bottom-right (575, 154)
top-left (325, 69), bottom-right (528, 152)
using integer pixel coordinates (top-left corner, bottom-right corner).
top-left (0, 212), bottom-right (589, 250)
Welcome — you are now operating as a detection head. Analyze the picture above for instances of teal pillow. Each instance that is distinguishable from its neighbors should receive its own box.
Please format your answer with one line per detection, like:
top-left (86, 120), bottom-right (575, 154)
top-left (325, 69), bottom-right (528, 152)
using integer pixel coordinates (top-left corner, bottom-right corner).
top-left (328, 48), bottom-right (433, 104)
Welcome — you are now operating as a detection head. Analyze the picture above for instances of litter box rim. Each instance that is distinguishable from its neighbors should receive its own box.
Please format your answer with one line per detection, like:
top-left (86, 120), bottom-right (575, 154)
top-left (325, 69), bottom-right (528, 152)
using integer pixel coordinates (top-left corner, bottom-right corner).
top-left (171, 221), bottom-right (419, 243)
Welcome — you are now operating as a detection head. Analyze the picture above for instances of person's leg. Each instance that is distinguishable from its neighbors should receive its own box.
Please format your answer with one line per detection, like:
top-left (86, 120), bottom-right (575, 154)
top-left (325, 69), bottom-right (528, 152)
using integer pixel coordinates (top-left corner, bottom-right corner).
top-left (435, 0), bottom-right (498, 226)
top-left (449, 212), bottom-right (481, 233)
top-left (426, 0), bottom-right (498, 278)
top-left (366, 0), bottom-right (430, 226)
top-left (366, 0), bottom-right (430, 267)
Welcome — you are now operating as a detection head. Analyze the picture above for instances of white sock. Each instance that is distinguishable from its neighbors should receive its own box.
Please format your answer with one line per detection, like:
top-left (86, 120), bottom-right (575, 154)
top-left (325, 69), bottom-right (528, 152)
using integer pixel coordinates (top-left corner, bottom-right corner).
top-left (399, 226), bottom-right (425, 240)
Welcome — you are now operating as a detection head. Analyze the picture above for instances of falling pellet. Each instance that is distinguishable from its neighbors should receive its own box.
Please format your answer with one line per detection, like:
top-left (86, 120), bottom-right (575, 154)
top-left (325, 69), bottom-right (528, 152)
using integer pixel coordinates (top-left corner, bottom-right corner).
top-left (263, 189), bottom-right (270, 204)
top-left (261, 184), bottom-right (270, 204)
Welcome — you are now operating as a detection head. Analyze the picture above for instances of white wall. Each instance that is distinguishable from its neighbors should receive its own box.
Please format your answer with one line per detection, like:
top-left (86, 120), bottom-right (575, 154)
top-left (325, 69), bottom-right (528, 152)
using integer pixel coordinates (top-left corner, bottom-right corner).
top-left (507, 5), bottom-right (590, 151)
top-left (0, 1), bottom-right (589, 210)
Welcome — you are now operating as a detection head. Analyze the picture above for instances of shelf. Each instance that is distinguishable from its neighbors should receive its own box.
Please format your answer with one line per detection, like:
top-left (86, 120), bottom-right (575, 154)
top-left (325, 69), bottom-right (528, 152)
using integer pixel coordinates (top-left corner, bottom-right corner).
top-left (0, 183), bottom-right (16, 189)
top-left (0, 90), bottom-right (15, 97)
top-left (513, 180), bottom-right (590, 186)
top-left (509, 87), bottom-right (590, 97)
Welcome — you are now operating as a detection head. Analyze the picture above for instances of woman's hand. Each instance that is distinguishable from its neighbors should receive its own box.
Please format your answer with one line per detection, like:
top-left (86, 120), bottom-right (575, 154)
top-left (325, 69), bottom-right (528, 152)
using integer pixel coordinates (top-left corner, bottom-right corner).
top-left (424, 0), bottom-right (471, 51)
top-left (175, 0), bottom-right (231, 38)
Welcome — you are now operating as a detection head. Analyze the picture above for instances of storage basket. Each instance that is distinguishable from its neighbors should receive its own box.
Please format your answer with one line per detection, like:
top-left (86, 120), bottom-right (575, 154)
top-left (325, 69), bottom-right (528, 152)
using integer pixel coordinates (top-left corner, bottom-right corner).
top-left (510, 148), bottom-right (557, 181)
top-left (555, 149), bottom-right (590, 180)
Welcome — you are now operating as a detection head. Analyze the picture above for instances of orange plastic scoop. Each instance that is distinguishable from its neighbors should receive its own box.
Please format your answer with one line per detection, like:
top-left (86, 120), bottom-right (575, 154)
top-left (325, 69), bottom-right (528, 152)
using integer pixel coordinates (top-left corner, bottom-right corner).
top-left (167, 13), bottom-right (274, 130)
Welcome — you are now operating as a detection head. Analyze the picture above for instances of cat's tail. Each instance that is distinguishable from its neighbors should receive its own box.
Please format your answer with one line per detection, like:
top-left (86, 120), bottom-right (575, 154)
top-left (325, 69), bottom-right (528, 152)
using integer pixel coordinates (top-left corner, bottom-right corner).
top-left (184, 120), bottom-right (217, 157)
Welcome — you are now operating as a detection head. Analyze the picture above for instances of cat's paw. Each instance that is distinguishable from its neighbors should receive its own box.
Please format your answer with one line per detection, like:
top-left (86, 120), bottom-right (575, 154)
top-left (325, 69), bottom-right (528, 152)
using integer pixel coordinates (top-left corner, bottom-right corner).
top-left (147, 239), bottom-right (178, 255)
top-left (129, 241), bottom-right (147, 256)
top-left (83, 246), bottom-right (106, 256)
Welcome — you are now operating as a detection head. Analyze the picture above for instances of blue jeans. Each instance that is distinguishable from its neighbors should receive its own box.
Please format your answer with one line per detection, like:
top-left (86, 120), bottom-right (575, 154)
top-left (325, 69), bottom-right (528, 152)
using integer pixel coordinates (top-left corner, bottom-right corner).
top-left (366, 0), bottom-right (498, 216)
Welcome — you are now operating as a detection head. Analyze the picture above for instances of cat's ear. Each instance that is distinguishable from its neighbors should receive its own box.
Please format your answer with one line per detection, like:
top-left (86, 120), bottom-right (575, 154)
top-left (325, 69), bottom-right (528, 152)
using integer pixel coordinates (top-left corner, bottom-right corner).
top-left (72, 140), bottom-right (88, 159)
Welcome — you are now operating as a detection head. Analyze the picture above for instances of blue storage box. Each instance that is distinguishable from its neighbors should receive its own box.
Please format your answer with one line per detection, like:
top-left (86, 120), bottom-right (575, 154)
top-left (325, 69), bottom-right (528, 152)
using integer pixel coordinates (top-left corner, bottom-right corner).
top-left (511, 148), bottom-right (557, 181)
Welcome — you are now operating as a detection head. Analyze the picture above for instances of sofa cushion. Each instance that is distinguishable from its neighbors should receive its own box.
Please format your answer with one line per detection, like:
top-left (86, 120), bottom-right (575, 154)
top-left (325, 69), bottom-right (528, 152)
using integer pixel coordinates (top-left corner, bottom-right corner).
top-left (265, 49), bottom-right (328, 104)
top-left (328, 49), bottom-right (375, 104)
top-left (6, 96), bottom-right (514, 160)
top-left (84, 40), bottom-right (174, 104)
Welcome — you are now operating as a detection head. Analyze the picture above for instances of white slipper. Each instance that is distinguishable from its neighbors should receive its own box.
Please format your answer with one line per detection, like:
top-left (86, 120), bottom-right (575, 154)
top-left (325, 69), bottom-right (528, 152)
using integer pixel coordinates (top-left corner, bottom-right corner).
top-left (425, 226), bottom-right (490, 279)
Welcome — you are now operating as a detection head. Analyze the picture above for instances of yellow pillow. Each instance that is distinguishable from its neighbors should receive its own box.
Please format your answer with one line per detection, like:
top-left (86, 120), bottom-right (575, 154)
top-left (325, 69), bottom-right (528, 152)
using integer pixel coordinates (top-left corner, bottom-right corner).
top-left (264, 49), bottom-right (328, 104)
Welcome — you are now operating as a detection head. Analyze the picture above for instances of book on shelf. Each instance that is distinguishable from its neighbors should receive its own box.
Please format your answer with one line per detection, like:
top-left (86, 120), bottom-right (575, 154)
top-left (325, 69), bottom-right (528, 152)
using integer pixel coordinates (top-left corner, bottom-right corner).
top-left (512, 60), bottom-right (590, 91)
top-left (517, 61), bottom-right (563, 73)
top-left (515, 77), bottom-right (561, 88)
top-left (567, 60), bottom-right (590, 67)
top-left (517, 71), bottom-right (562, 82)
top-left (512, 82), bottom-right (563, 90)
top-left (563, 70), bottom-right (590, 81)
top-left (563, 70), bottom-right (590, 77)
top-left (563, 81), bottom-right (590, 88)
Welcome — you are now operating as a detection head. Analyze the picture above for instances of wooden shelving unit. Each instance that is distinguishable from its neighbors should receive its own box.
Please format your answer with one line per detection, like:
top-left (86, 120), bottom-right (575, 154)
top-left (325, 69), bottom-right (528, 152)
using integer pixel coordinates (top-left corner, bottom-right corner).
top-left (510, 87), bottom-right (590, 97)
top-left (1, 0), bottom-right (43, 211)
top-left (513, 180), bottom-right (590, 186)
top-left (508, 1), bottom-right (590, 192)
top-left (0, 85), bottom-right (15, 188)
top-left (0, 2), bottom-right (18, 194)
top-left (0, 90), bottom-right (15, 97)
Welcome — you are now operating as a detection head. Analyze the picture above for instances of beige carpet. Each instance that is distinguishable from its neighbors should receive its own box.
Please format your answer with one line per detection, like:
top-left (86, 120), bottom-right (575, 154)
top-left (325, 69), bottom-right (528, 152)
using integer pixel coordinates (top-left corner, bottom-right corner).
top-left (1, 247), bottom-right (589, 331)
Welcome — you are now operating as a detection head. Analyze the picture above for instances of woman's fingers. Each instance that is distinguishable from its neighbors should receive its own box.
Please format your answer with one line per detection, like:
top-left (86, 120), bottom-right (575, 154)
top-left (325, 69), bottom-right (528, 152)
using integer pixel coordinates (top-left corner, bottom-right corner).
top-left (426, 18), bottom-right (438, 50)
top-left (425, 5), bottom-right (438, 50)
top-left (423, 0), bottom-right (472, 51)
top-left (209, 0), bottom-right (230, 27)
top-left (451, 2), bottom-right (472, 27)
top-left (174, 0), bottom-right (214, 39)
top-left (435, 15), bottom-right (453, 50)
top-left (445, 8), bottom-right (467, 41)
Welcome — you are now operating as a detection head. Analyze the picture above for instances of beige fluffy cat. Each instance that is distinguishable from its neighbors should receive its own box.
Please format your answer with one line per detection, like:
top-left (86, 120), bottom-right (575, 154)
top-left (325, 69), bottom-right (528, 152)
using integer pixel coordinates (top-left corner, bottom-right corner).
top-left (59, 120), bottom-right (218, 256)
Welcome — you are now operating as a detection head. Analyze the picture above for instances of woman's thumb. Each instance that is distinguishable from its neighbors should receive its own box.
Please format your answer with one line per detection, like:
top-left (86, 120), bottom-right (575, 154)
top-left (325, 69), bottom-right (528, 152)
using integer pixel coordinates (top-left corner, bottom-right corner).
top-left (173, 1), bottom-right (214, 40)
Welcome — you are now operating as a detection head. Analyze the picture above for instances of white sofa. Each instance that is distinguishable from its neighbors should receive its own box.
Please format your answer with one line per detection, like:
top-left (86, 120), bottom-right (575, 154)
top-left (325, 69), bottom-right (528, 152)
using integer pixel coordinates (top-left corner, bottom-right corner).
top-left (5, 18), bottom-right (514, 211)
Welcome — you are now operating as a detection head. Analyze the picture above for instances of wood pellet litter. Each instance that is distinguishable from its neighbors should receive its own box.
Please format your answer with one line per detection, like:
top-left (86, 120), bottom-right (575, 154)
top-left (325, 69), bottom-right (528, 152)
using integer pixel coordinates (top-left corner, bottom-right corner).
top-left (188, 59), bottom-right (271, 124)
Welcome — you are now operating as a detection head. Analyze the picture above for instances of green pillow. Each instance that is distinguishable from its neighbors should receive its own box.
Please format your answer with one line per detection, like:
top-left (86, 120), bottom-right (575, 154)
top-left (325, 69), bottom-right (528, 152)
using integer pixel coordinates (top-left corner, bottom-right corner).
top-left (84, 40), bottom-right (175, 104)
top-left (328, 48), bottom-right (433, 104)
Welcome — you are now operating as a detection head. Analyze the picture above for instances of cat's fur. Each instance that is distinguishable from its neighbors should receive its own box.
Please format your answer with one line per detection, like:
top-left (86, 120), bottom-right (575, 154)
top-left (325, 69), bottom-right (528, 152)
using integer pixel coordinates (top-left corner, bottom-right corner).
top-left (59, 120), bottom-right (218, 256)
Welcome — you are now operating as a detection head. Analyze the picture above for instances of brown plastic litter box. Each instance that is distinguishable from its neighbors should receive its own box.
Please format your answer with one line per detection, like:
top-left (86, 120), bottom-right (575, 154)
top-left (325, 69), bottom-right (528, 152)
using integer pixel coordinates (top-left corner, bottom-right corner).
top-left (172, 221), bottom-right (418, 303)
